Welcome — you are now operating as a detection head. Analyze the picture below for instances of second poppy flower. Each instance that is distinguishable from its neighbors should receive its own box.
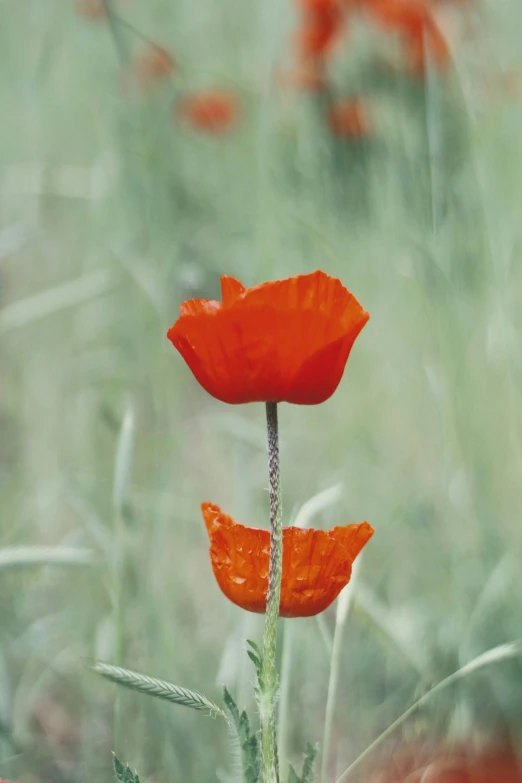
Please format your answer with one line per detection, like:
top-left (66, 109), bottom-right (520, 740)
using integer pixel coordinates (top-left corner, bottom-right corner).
top-left (202, 502), bottom-right (374, 617)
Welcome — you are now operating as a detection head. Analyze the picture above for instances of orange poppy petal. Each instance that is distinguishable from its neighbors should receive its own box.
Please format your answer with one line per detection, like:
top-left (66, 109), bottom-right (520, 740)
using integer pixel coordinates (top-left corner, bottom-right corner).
top-left (201, 502), bottom-right (374, 618)
top-left (179, 298), bottom-right (220, 317)
top-left (167, 271), bottom-right (369, 405)
top-left (221, 275), bottom-right (246, 306)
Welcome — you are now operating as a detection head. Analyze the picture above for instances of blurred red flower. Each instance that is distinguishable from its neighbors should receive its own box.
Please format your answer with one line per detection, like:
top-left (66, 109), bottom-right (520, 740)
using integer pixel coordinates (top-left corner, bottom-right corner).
top-left (295, 12), bottom-right (343, 59)
top-left (167, 271), bottom-right (369, 405)
top-left (202, 502), bottom-right (374, 617)
top-left (75, 0), bottom-right (107, 19)
top-left (175, 91), bottom-right (238, 134)
top-left (327, 98), bottom-right (371, 138)
top-left (290, 0), bottom-right (344, 89)
top-left (121, 45), bottom-right (176, 93)
top-left (366, 743), bottom-right (522, 783)
top-left (295, 0), bottom-right (340, 12)
top-left (367, 0), bottom-right (450, 74)
top-left (295, 0), bottom-right (344, 58)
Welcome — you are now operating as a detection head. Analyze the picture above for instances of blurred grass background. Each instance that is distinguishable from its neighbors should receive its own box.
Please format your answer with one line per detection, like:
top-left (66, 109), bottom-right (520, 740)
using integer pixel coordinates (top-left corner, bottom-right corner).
top-left (1, 0), bottom-right (522, 781)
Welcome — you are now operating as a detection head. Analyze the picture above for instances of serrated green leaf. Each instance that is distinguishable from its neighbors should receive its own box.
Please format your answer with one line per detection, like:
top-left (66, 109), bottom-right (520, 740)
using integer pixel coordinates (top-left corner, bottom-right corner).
top-left (113, 754), bottom-right (140, 783)
top-left (222, 687), bottom-right (260, 783)
top-left (287, 765), bottom-right (300, 783)
top-left (301, 743), bottom-right (318, 783)
top-left (113, 755), bottom-right (125, 779)
top-left (247, 649), bottom-right (261, 667)
top-left (223, 686), bottom-right (240, 724)
top-left (246, 642), bottom-right (265, 695)
top-left (246, 639), bottom-right (262, 657)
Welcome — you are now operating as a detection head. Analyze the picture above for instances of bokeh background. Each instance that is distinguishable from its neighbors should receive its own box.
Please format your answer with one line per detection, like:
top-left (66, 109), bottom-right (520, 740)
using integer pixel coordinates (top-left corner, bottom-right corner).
top-left (1, 0), bottom-right (522, 781)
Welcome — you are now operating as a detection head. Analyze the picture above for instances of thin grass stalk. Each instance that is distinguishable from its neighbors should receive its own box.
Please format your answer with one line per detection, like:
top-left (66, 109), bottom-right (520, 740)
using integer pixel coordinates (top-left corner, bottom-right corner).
top-left (320, 558), bottom-right (361, 783)
top-left (0, 546), bottom-right (95, 570)
top-left (333, 640), bottom-right (522, 783)
top-left (279, 484), bottom-right (343, 773)
top-left (102, 0), bottom-right (129, 64)
top-left (260, 401), bottom-right (283, 783)
top-left (315, 613), bottom-right (333, 657)
top-left (111, 403), bottom-right (135, 749)
top-left (422, 26), bottom-right (442, 237)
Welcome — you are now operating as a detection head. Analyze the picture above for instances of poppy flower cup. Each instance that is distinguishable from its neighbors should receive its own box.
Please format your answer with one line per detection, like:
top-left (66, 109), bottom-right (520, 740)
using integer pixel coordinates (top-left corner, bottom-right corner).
top-left (167, 271), bottom-right (369, 405)
top-left (202, 502), bottom-right (374, 617)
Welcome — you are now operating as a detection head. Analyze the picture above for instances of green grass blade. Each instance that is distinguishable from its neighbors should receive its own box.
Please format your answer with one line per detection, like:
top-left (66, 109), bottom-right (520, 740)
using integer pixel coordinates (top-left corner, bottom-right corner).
top-left (89, 661), bottom-right (228, 721)
top-left (0, 546), bottom-right (96, 570)
top-left (113, 403), bottom-right (135, 516)
top-left (320, 558), bottom-right (361, 783)
top-left (0, 270), bottom-right (113, 333)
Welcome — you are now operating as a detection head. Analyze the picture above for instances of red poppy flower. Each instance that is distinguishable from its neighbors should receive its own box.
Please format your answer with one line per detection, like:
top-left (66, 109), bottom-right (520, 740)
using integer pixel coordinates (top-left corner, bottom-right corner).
top-left (167, 271), bottom-right (369, 405)
top-left (175, 91), bottom-right (238, 134)
top-left (327, 98), bottom-right (371, 138)
top-left (202, 502), bottom-right (374, 617)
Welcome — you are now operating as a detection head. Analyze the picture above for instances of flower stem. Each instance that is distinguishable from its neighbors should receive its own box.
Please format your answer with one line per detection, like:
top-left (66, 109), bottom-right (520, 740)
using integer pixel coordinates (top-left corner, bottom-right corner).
top-left (260, 401), bottom-right (283, 783)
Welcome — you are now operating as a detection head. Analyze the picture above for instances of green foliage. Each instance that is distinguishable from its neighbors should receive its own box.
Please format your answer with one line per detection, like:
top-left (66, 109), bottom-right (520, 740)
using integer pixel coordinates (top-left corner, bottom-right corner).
top-left (223, 687), bottom-right (260, 783)
top-left (286, 743), bottom-right (318, 783)
top-left (246, 639), bottom-right (264, 692)
top-left (287, 766), bottom-right (300, 783)
top-left (113, 754), bottom-right (141, 783)
top-left (89, 661), bottom-right (227, 720)
top-left (300, 743), bottom-right (318, 783)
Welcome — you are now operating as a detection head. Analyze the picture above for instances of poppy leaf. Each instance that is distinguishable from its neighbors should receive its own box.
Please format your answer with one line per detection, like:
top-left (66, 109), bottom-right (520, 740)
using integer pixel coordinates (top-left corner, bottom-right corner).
top-left (247, 648), bottom-right (261, 667)
top-left (113, 755), bottom-right (140, 783)
top-left (247, 650), bottom-right (263, 680)
top-left (223, 686), bottom-right (240, 724)
top-left (287, 765), bottom-right (301, 783)
top-left (246, 640), bottom-right (265, 692)
top-left (246, 639), bottom-right (262, 657)
top-left (223, 687), bottom-right (260, 783)
top-left (301, 742), bottom-right (318, 783)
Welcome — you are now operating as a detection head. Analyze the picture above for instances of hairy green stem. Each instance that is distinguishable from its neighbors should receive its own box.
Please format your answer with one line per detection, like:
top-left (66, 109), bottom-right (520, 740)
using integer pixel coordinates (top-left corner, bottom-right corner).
top-left (260, 401), bottom-right (283, 783)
